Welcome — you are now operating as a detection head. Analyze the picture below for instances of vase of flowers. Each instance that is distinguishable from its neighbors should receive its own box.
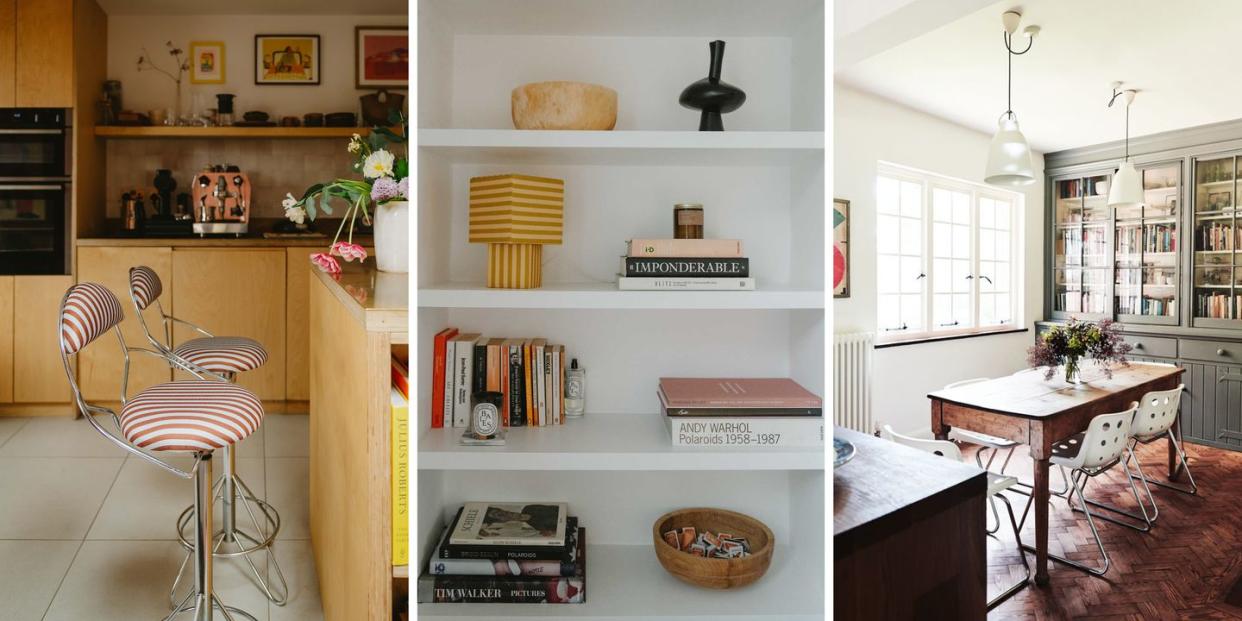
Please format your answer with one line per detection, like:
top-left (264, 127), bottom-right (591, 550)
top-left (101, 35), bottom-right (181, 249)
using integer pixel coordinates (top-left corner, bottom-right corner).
top-left (284, 112), bottom-right (408, 274)
top-left (1027, 319), bottom-right (1132, 385)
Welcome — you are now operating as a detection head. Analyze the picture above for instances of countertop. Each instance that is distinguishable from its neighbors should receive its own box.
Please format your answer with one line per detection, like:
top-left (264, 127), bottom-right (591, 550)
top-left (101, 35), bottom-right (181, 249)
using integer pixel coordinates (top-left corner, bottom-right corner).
top-left (313, 262), bottom-right (407, 334)
top-left (76, 236), bottom-right (356, 248)
top-left (832, 427), bottom-right (985, 555)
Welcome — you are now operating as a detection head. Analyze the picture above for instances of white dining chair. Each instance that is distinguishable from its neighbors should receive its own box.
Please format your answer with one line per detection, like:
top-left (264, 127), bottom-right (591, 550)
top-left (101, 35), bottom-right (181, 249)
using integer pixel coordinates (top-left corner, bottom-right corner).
top-left (882, 425), bottom-right (1030, 610)
top-left (945, 378), bottom-right (1021, 474)
top-left (1126, 383), bottom-right (1196, 497)
top-left (1021, 404), bottom-right (1144, 577)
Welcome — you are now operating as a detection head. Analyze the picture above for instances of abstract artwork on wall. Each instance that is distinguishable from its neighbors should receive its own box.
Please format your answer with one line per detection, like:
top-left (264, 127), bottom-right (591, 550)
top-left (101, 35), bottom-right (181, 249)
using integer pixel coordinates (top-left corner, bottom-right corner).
top-left (356, 26), bottom-right (408, 89)
top-left (189, 41), bottom-right (225, 84)
top-left (834, 198), bottom-right (850, 298)
top-left (255, 34), bottom-right (320, 85)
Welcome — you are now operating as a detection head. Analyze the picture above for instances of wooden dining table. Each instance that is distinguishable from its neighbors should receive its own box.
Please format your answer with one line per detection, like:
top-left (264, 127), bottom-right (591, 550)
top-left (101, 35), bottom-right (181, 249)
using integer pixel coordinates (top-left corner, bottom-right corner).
top-left (927, 361), bottom-right (1185, 585)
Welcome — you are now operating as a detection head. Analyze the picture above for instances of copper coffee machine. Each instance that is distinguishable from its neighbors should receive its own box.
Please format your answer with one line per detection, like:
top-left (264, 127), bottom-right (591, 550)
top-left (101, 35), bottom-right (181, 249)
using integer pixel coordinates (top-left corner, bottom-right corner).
top-left (191, 168), bottom-right (251, 236)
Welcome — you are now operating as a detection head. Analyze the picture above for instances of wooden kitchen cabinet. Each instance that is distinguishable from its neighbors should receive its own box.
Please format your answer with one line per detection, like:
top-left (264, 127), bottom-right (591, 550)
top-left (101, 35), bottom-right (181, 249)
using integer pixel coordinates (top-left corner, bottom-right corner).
top-left (171, 249), bottom-right (286, 400)
top-left (0, 277), bottom-right (12, 403)
top-left (14, 0), bottom-right (73, 107)
top-left (76, 247), bottom-right (173, 401)
top-left (286, 248), bottom-right (316, 401)
top-left (0, 0), bottom-right (15, 107)
top-left (13, 276), bottom-right (73, 402)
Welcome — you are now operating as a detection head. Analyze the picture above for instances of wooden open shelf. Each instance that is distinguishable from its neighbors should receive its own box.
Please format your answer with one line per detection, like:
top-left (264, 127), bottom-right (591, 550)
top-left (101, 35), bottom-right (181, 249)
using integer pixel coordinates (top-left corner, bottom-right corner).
top-left (94, 126), bottom-right (379, 139)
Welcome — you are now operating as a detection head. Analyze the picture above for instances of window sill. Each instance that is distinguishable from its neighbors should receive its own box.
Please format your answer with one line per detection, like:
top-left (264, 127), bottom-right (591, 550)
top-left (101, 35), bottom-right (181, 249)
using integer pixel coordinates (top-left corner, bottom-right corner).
top-left (874, 327), bottom-right (1029, 349)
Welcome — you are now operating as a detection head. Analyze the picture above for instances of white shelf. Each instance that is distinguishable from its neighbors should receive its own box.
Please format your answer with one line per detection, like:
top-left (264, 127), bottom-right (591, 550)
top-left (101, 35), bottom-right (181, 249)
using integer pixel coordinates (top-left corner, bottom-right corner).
top-left (418, 415), bottom-right (824, 471)
top-left (417, 542), bottom-right (821, 620)
top-left (418, 129), bottom-right (824, 165)
top-left (418, 282), bottom-right (824, 310)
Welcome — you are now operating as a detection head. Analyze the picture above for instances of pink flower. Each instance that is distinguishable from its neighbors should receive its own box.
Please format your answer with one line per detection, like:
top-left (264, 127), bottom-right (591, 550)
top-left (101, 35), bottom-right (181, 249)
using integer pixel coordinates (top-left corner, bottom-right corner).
top-left (310, 252), bottom-right (341, 274)
top-left (330, 241), bottom-right (368, 262)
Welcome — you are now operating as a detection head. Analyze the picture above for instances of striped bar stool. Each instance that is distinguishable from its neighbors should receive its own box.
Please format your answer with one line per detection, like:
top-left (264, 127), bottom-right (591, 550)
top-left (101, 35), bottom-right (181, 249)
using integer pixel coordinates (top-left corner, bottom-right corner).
top-left (59, 283), bottom-right (262, 620)
top-left (128, 266), bottom-right (287, 606)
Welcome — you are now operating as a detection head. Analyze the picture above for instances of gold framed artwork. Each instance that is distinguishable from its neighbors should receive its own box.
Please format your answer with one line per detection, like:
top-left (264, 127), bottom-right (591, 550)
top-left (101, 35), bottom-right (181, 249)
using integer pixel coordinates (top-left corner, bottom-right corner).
top-left (833, 198), bottom-right (850, 298)
top-left (355, 26), bottom-right (408, 89)
top-left (255, 34), bottom-right (320, 85)
top-left (189, 41), bottom-right (225, 84)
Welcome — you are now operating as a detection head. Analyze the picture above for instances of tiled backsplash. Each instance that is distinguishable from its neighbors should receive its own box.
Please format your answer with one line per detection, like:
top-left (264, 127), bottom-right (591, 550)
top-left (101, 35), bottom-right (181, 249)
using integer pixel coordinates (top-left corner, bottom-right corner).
top-left (105, 138), bottom-right (359, 218)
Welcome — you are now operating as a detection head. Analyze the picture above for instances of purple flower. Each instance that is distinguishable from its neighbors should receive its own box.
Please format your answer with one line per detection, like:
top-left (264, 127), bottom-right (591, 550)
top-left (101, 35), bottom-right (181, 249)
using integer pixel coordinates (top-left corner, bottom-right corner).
top-left (397, 177), bottom-right (409, 200)
top-left (370, 177), bottom-right (399, 203)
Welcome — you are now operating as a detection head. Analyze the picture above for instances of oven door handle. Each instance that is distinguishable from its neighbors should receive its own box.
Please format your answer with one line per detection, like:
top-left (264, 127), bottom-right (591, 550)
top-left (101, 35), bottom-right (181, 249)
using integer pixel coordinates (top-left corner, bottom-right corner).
top-left (0, 129), bottom-right (64, 135)
top-left (0, 184), bottom-right (65, 191)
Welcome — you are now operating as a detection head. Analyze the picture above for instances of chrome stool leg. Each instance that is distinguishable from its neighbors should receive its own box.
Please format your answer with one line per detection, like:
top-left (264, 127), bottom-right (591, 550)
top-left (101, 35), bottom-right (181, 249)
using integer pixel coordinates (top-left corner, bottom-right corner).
top-left (1066, 448), bottom-right (1155, 532)
top-left (1022, 467), bottom-right (1111, 576)
top-left (163, 452), bottom-right (258, 621)
top-left (987, 492), bottom-right (1031, 610)
top-left (1131, 429), bottom-right (1198, 495)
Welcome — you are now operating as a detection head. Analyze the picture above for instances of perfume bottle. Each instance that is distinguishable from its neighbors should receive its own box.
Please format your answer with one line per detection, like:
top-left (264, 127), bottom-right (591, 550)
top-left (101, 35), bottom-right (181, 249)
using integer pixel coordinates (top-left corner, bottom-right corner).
top-left (564, 359), bottom-right (585, 417)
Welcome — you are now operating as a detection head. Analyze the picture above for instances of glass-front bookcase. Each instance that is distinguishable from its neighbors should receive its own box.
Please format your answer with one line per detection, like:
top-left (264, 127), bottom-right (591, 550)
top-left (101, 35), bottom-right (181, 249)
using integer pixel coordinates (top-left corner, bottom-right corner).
top-left (1052, 173), bottom-right (1112, 318)
top-left (1115, 162), bottom-right (1180, 324)
top-left (1192, 154), bottom-right (1242, 326)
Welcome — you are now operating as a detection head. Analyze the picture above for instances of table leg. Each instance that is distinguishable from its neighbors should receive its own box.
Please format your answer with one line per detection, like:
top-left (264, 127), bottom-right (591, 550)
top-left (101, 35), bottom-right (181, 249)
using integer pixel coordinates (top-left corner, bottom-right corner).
top-left (930, 399), bottom-right (949, 440)
top-left (1033, 456), bottom-right (1050, 586)
top-left (1169, 416), bottom-right (1182, 481)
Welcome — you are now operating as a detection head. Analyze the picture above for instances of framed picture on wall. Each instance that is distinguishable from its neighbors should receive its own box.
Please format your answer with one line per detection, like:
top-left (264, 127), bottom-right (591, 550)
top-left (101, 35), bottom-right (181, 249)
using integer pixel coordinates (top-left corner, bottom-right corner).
top-left (834, 198), bottom-right (850, 298)
top-left (355, 26), bottom-right (408, 89)
top-left (189, 41), bottom-right (225, 84)
top-left (255, 34), bottom-right (320, 85)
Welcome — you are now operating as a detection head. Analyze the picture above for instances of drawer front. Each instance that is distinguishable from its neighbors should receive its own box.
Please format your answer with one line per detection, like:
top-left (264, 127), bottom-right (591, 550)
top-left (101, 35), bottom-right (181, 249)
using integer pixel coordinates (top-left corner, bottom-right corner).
top-left (1179, 339), bottom-right (1242, 364)
top-left (1123, 334), bottom-right (1177, 359)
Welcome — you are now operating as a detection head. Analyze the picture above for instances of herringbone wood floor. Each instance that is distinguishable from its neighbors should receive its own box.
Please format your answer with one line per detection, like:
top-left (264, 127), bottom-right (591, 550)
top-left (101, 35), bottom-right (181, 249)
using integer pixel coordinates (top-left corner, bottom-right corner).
top-left (980, 440), bottom-right (1242, 620)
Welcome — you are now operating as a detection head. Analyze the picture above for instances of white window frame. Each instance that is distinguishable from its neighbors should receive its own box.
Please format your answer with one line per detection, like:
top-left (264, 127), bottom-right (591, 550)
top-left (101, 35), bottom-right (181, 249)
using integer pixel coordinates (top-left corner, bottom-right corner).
top-left (876, 162), bottom-right (1025, 345)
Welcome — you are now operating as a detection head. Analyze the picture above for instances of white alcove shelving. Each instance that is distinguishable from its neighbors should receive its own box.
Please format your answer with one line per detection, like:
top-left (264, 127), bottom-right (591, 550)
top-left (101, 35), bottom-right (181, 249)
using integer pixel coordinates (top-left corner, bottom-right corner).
top-left (417, 1), bottom-right (825, 618)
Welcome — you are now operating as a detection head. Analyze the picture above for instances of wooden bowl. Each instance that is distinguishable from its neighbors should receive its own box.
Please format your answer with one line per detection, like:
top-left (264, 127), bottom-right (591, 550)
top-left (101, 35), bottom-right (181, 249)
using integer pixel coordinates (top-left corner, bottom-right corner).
top-left (652, 507), bottom-right (774, 590)
top-left (511, 81), bottom-right (618, 130)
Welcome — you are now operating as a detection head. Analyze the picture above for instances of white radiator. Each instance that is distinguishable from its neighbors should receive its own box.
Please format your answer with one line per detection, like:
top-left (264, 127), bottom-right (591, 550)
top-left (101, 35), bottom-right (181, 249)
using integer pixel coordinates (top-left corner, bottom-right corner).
top-left (834, 332), bottom-right (874, 434)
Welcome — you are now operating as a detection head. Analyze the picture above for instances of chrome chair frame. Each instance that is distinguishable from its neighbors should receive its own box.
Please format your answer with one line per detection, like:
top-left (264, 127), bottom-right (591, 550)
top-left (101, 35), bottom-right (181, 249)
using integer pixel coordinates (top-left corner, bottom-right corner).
top-left (58, 288), bottom-right (255, 621)
top-left (127, 275), bottom-right (290, 607)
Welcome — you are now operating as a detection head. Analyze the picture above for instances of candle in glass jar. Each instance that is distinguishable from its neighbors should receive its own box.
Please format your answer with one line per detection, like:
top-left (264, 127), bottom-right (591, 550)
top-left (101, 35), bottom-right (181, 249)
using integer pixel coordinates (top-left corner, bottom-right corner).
top-left (673, 203), bottom-right (704, 239)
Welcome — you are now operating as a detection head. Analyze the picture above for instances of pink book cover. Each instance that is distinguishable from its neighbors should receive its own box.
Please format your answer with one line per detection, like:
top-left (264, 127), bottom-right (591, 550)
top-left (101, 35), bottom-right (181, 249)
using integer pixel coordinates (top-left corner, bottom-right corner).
top-left (657, 378), bottom-right (822, 408)
top-left (627, 239), bottom-right (743, 258)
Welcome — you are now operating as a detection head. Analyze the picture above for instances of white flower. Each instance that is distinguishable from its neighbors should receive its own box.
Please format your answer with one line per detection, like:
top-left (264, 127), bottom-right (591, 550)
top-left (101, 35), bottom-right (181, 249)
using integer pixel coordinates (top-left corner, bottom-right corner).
top-left (347, 133), bottom-right (363, 153)
top-left (362, 149), bottom-right (395, 179)
top-left (285, 205), bottom-right (306, 224)
top-left (281, 192), bottom-right (297, 209)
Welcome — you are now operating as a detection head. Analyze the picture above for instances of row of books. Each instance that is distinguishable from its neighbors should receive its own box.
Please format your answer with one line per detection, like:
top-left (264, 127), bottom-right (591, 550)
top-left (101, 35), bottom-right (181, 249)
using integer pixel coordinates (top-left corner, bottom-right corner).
top-left (431, 328), bottom-right (570, 428)
top-left (1194, 222), bottom-right (1241, 252)
top-left (1058, 177), bottom-right (1106, 199)
top-left (418, 502), bottom-right (585, 604)
top-left (659, 377), bottom-right (824, 448)
top-left (1116, 223), bottom-right (1176, 254)
top-left (1116, 295), bottom-right (1176, 317)
top-left (1196, 292), bottom-right (1241, 319)
top-left (617, 238), bottom-right (755, 291)
top-left (1055, 292), bottom-right (1108, 314)
top-left (1057, 227), bottom-right (1107, 258)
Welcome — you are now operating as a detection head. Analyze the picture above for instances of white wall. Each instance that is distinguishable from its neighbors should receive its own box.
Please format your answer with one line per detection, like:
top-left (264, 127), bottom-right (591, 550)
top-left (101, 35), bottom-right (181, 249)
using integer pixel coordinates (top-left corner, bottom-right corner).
top-left (833, 83), bottom-right (1046, 435)
top-left (107, 14), bottom-right (407, 118)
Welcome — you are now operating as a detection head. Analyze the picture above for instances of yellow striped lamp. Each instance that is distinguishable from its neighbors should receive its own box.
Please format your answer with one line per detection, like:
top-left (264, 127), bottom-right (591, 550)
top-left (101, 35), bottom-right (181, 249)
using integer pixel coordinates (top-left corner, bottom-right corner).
top-left (469, 174), bottom-right (564, 288)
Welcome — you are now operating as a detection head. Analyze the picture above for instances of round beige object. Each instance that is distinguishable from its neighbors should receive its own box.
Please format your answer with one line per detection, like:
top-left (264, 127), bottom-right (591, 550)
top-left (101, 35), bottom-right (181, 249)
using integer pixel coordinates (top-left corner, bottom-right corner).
top-left (511, 81), bottom-right (618, 130)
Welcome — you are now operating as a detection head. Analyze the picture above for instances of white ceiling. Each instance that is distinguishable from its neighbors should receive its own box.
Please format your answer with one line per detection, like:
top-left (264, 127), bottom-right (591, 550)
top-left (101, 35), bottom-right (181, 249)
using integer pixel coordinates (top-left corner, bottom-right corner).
top-left (836, 0), bottom-right (1234, 153)
top-left (98, 0), bottom-right (404, 14)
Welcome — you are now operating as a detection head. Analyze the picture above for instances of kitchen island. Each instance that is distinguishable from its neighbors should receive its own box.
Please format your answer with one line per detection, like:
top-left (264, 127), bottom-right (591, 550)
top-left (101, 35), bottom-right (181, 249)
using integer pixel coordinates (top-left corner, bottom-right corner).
top-left (309, 262), bottom-right (407, 621)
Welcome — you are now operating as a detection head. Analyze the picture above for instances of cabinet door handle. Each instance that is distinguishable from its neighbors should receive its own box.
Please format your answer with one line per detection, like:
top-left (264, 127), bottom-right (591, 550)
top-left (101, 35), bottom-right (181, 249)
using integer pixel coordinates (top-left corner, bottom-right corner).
top-left (1133, 342), bottom-right (1144, 350)
top-left (1218, 349), bottom-right (1229, 357)
top-left (1219, 374), bottom-right (1242, 384)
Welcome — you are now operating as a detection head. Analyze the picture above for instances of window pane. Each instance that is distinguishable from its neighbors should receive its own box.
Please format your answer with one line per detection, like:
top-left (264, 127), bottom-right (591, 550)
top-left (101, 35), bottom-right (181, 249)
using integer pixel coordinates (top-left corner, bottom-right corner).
top-left (995, 201), bottom-right (1010, 229)
top-left (879, 294), bottom-right (900, 330)
top-left (994, 262), bottom-right (1010, 292)
top-left (996, 232), bottom-right (1010, 262)
top-left (978, 261), bottom-right (995, 292)
top-left (933, 293), bottom-right (951, 327)
top-left (877, 255), bottom-right (899, 294)
top-left (933, 189), bottom-right (951, 222)
top-left (900, 218), bottom-right (922, 255)
top-left (952, 224), bottom-right (970, 259)
top-left (877, 177), bottom-right (899, 214)
top-left (877, 215), bottom-right (899, 254)
top-left (933, 258), bottom-right (951, 293)
top-left (979, 293), bottom-right (996, 325)
top-left (952, 259), bottom-right (972, 293)
top-left (953, 293), bottom-right (972, 327)
top-left (979, 198), bottom-right (995, 228)
top-left (995, 293), bottom-right (1011, 322)
top-left (980, 229), bottom-right (995, 260)
top-left (901, 181), bottom-right (921, 218)
top-left (901, 294), bottom-right (923, 330)
top-left (900, 257), bottom-right (923, 294)
top-left (952, 192), bottom-right (971, 224)
top-left (932, 223), bottom-right (951, 257)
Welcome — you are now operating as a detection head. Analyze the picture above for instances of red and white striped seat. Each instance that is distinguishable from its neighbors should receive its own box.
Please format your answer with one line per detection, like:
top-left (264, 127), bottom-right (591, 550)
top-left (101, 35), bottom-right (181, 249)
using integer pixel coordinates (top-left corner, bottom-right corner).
top-left (173, 337), bottom-right (268, 374)
top-left (121, 381), bottom-right (263, 452)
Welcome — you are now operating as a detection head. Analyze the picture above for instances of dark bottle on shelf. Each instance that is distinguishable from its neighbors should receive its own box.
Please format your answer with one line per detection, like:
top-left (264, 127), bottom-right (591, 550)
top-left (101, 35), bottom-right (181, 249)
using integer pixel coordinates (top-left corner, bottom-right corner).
top-left (679, 40), bottom-right (746, 131)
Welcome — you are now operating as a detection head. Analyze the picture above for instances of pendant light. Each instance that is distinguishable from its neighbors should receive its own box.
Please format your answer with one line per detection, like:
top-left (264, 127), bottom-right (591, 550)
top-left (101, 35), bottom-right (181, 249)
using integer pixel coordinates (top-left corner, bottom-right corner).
top-left (985, 10), bottom-right (1040, 187)
top-left (1107, 83), bottom-right (1143, 207)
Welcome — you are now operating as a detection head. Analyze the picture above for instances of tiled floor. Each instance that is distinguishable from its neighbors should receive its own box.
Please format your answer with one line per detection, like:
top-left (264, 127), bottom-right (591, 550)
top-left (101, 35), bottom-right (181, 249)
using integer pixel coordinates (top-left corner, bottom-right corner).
top-left (0, 414), bottom-right (322, 621)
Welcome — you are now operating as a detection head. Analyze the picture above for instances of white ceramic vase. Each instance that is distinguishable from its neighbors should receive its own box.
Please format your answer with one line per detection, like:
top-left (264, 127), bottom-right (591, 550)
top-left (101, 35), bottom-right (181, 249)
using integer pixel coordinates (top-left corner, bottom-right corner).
top-left (373, 200), bottom-right (408, 273)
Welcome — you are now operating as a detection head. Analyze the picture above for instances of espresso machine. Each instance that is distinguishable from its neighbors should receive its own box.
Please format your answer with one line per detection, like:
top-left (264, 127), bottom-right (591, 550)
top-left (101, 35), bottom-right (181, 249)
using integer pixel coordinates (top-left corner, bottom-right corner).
top-left (191, 166), bottom-right (251, 236)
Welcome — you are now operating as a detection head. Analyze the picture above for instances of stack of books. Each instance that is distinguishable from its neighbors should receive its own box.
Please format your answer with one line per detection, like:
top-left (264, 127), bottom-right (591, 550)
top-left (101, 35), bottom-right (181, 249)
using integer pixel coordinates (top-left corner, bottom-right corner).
top-left (431, 328), bottom-right (569, 428)
top-left (418, 502), bottom-right (586, 604)
top-left (618, 238), bottom-right (754, 291)
top-left (659, 377), bottom-right (824, 448)
top-left (391, 355), bottom-right (410, 568)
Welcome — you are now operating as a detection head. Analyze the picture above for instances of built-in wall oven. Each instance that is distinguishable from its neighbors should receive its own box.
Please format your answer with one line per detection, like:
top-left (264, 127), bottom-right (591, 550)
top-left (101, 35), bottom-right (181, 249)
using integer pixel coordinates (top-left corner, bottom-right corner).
top-left (0, 109), bottom-right (71, 275)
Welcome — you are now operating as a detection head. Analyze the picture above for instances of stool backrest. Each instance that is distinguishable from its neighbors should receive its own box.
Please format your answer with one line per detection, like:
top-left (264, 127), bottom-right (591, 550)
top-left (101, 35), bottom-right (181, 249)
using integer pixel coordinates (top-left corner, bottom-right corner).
top-left (882, 424), bottom-right (962, 461)
top-left (1076, 404), bottom-right (1139, 470)
top-left (1132, 385), bottom-right (1184, 440)
top-left (129, 266), bottom-right (163, 310)
top-left (60, 283), bottom-right (123, 355)
top-left (944, 378), bottom-right (990, 390)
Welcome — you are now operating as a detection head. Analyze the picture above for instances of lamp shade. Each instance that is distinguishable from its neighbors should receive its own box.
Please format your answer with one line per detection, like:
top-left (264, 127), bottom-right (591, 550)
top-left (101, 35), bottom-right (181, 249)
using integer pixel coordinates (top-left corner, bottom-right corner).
top-left (469, 174), bottom-right (564, 245)
top-left (1108, 161), bottom-right (1143, 208)
top-left (984, 115), bottom-right (1036, 187)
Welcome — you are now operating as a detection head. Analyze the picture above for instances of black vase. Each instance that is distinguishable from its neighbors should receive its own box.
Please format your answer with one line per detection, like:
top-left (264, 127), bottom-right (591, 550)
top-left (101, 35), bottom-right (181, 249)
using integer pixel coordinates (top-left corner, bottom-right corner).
top-left (679, 40), bottom-right (746, 131)
top-left (153, 169), bottom-right (176, 220)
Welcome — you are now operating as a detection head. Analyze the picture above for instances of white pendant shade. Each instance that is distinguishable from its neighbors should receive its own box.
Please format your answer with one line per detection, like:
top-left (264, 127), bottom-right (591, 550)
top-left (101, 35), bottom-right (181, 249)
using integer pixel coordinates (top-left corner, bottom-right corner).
top-left (985, 115), bottom-right (1036, 187)
top-left (1108, 161), bottom-right (1143, 207)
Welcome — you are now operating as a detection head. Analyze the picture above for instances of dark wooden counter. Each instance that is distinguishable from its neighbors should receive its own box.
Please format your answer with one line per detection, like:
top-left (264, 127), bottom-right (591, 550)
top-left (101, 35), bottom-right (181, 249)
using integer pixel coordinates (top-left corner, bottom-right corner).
top-left (833, 427), bottom-right (987, 620)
